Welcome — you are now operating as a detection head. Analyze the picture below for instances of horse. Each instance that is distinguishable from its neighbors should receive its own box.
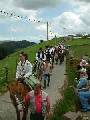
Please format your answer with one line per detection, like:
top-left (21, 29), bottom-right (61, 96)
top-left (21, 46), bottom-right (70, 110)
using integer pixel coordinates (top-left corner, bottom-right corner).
top-left (8, 74), bottom-right (40, 120)
top-left (8, 80), bottom-right (30, 120)
top-left (8, 61), bottom-right (42, 120)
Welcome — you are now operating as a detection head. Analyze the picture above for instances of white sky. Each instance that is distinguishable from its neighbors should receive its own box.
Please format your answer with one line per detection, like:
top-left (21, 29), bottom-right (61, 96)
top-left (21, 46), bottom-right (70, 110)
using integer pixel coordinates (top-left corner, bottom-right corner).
top-left (0, 0), bottom-right (90, 42)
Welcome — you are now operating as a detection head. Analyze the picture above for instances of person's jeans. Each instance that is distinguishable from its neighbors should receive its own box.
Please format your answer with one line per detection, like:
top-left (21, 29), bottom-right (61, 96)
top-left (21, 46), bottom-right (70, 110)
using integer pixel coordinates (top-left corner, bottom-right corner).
top-left (43, 74), bottom-right (50, 88)
top-left (78, 91), bottom-right (90, 111)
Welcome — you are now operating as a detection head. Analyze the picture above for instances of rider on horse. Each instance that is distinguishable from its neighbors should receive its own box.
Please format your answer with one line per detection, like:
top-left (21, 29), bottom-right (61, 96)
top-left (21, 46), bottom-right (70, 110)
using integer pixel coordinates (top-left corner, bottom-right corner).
top-left (16, 51), bottom-right (39, 89)
top-left (16, 52), bottom-right (32, 80)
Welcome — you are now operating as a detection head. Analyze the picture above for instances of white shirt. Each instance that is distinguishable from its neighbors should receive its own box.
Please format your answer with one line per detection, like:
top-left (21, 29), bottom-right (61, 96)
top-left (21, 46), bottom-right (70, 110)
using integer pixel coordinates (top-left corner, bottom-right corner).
top-left (16, 60), bottom-right (33, 79)
top-left (36, 52), bottom-right (46, 61)
top-left (49, 47), bottom-right (55, 54)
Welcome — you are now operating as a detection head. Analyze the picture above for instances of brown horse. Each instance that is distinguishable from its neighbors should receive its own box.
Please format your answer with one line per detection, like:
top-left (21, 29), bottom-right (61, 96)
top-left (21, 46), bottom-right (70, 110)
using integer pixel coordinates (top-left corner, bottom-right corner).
top-left (8, 80), bottom-right (30, 120)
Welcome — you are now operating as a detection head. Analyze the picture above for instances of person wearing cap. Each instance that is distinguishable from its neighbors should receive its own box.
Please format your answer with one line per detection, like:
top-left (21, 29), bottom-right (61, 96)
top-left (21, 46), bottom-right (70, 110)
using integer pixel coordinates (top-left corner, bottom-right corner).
top-left (24, 83), bottom-right (50, 120)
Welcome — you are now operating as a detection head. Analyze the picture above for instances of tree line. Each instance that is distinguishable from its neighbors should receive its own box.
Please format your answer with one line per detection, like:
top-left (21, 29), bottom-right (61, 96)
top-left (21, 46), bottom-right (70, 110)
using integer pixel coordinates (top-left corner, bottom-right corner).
top-left (0, 40), bottom-right (36, 60)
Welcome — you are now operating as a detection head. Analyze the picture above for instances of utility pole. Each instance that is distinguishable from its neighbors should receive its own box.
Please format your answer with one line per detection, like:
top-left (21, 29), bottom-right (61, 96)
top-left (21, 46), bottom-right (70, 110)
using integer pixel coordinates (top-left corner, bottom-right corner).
top-left (47, 21), bottom-right (49, 40)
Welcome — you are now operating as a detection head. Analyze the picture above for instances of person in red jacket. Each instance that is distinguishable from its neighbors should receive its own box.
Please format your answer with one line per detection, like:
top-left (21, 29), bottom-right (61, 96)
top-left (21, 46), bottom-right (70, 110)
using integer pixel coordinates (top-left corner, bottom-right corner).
top-left (24, 83), bottom-right (50, 120)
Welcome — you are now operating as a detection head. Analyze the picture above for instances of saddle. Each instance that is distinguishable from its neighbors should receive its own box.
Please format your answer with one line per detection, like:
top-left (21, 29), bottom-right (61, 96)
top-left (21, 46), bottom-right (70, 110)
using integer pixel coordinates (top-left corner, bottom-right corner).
top-left (24, 75), bottom-right (40, 89)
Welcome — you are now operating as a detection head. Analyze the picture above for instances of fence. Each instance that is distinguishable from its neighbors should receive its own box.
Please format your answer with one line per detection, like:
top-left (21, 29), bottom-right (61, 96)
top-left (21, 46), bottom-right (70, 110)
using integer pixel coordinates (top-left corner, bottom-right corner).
top-left (0, 66), bottom-right (8, 87)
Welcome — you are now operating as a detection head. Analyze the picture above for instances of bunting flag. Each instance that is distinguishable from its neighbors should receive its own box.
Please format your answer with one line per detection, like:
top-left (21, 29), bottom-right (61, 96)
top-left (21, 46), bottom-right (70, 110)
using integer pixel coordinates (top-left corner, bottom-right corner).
top-left (0, 9), bottom-right (53, 28)
top-left (0, 9), bottom-right (43, 23)
top-left (0, 9), bottom-right (55, 36)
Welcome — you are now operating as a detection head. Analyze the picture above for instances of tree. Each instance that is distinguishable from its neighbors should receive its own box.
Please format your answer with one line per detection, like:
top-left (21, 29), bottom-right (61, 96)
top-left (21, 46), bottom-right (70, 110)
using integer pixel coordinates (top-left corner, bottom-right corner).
top-left (40, 40), bottom-right (44, 43)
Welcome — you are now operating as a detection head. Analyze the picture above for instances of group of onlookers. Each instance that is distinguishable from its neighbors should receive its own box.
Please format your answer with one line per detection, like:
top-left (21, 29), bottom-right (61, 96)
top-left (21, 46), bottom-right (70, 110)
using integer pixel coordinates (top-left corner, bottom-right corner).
top-left (75, 55), bottom-right (90, 112)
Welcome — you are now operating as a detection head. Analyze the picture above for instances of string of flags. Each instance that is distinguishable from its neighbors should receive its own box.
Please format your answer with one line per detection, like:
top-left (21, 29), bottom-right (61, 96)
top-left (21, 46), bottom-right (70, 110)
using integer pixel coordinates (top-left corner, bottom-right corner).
top-left (0, 9), bottom-right (57, 36)
top-left (0, 9), bottom-right (41, 23)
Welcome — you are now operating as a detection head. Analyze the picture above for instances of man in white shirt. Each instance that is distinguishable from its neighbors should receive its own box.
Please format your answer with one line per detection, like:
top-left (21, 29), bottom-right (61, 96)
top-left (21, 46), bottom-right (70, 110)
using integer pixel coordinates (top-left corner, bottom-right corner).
top-left (36, 48), bottom-right (46, 61)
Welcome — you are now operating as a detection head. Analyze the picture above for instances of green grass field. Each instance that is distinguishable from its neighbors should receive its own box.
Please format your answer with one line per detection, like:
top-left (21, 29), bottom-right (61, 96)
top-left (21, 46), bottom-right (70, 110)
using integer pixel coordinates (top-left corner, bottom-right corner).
top-left (66, 38), bottom-right (90, 46)
top-left (66, 38), bottom-right (90, 57)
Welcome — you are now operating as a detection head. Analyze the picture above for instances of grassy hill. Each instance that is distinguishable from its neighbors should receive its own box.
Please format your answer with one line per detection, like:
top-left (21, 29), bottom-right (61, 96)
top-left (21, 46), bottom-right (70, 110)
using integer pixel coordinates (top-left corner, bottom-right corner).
top-left (66, 38), bottom-right (90, 46)
top-left (66, 38), bottom-right (90, 57)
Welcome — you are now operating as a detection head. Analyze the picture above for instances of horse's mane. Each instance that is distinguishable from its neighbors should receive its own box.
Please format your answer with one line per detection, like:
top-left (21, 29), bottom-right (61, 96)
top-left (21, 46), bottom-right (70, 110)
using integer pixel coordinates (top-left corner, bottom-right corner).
top-left (8, 81), bottom-right (29, 99)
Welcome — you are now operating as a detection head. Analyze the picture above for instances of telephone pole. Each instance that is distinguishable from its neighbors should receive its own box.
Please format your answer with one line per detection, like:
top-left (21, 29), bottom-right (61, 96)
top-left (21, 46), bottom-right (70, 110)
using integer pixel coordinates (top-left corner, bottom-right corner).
top-left (47, 21), bottom-right (49, 40)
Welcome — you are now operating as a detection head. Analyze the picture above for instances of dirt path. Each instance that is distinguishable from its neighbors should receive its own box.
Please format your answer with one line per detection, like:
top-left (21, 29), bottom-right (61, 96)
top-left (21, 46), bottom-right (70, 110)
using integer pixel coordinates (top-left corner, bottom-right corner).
top-left (0, 62), bottom-right (65, 120)
top-left (45, 62), bottom-right (65, 108)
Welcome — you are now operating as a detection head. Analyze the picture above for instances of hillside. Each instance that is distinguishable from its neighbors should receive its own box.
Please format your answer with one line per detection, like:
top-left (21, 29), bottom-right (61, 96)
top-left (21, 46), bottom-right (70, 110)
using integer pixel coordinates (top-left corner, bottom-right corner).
top-left (0, 40), bottom-right (36, 60)
top-left (65, 38), bottom-right (90, 57)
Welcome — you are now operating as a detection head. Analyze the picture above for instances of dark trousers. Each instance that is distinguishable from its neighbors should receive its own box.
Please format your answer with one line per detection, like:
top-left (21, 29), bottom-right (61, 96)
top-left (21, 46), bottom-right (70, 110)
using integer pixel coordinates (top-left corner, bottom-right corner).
top-left (30, 113), bottom-right (44, 120)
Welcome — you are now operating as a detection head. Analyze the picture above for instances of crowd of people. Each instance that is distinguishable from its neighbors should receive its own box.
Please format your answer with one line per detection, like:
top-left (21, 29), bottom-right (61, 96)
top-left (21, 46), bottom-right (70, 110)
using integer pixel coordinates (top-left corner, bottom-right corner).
top-left (14, 41), bottom-right (90, 119)
top-left (75, 55), bottom-right (90, 112)
top-left (15, 42), bottom-right (66, 120)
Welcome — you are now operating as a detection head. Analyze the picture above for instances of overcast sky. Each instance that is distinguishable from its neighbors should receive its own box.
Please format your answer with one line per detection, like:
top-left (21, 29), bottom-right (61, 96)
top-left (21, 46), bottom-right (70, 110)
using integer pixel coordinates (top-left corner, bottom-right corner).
top-left (0, 0), bottom-right (90, 42)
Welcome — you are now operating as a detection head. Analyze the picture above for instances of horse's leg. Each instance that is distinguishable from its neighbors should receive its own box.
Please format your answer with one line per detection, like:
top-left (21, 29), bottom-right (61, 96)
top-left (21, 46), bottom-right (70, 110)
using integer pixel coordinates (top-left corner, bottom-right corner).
top-left (22, 108), bottom-right (28, 120)
top-left (16, 107), bottom-right (20, 120)
top-left (16, 106), bottom-right (27, 120)
top-left (10, 94), bottom-right (20, 120)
